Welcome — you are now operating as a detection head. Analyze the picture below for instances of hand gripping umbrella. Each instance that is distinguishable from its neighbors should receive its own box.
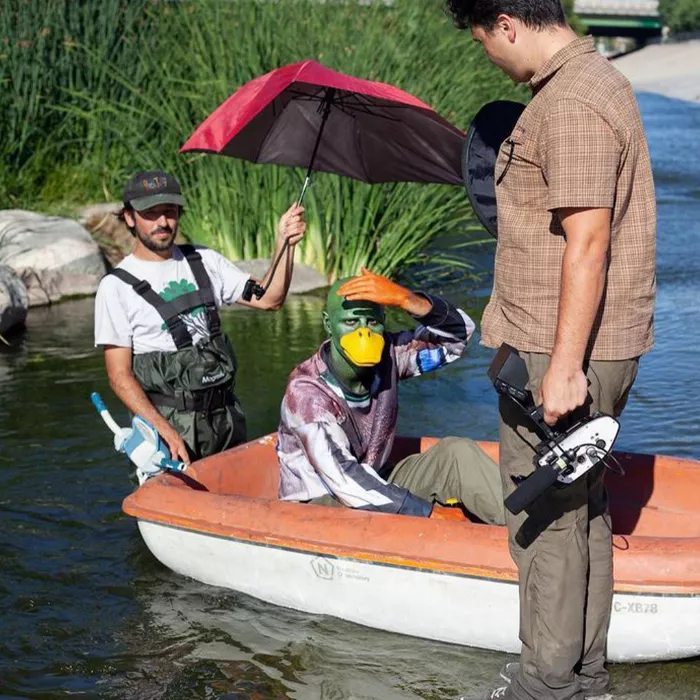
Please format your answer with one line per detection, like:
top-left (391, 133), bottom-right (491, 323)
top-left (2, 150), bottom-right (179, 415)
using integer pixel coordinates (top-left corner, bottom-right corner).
top-left (180, 59), bottom-right (465, 300)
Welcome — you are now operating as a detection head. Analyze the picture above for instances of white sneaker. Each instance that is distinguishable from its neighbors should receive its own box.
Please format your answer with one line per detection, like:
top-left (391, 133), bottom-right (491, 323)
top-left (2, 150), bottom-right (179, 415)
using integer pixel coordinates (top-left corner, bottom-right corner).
top-left (458, 686), bottom-right (510, 700)
top-left (499, 662), bottom-right (519, 684)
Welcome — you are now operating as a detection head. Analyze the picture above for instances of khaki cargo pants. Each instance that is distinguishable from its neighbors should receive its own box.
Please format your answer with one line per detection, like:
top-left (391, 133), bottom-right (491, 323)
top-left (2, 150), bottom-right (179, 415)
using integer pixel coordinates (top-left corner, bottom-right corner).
top-left (388, 436), bottom-right (505, 526)
top-left (501, 352), bottom-right (638, 700)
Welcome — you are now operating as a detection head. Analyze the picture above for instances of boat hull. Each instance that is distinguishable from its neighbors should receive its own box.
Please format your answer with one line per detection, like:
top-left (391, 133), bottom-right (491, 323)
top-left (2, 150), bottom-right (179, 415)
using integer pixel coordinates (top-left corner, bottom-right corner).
top-left (137, 518), bottom-right (700, 662)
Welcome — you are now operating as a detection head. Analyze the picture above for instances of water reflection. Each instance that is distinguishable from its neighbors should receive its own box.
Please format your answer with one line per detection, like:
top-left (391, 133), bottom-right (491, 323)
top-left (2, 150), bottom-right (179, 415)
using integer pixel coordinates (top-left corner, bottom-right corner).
top-left (111, 567), bottom-right (505, 700)
top-left (104, 561), bottom-right (700, 700)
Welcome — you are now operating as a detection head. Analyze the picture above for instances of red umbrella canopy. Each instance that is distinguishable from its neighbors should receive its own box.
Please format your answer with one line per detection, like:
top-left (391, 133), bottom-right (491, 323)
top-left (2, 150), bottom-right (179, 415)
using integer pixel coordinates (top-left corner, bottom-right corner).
top-left (180, 60), bottom-right (465, 186)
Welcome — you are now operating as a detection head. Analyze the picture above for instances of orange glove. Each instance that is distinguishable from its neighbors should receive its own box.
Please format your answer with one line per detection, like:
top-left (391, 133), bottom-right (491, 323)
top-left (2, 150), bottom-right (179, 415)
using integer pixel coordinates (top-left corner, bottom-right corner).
top-left (337, 268), bottom-right (413, 310)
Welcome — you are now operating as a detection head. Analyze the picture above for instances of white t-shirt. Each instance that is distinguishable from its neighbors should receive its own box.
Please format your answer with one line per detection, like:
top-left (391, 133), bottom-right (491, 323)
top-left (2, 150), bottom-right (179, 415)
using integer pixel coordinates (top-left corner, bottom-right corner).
top-left (94, 245), bottom-right (250, 354)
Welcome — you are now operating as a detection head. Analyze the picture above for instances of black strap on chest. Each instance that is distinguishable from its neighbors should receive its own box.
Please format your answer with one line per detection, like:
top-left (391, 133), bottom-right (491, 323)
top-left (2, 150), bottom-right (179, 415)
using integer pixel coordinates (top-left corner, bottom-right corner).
top-left (179, 244), bottom-right (221, 338)
top-left (109, 245), bottom-right (221, 349)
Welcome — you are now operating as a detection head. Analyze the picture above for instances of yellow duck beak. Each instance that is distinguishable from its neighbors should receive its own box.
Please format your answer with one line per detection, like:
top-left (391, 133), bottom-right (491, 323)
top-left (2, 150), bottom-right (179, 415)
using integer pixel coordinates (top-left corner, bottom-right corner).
top-left (339, 328), bottom-right (385, 367)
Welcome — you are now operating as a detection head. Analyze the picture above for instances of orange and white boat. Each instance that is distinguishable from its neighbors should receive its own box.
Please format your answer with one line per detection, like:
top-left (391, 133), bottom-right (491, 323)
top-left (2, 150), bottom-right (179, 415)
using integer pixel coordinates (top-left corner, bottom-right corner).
top-left (123, 435), bottom-right (700, 663)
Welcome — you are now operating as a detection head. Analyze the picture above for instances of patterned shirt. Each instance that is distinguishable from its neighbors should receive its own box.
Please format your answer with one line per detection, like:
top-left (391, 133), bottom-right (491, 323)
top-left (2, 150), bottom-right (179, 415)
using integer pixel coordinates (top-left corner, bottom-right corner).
top-left (481, 36), bottom-right (656, 361)
top-left (277, 294), bottom-right (475, 516)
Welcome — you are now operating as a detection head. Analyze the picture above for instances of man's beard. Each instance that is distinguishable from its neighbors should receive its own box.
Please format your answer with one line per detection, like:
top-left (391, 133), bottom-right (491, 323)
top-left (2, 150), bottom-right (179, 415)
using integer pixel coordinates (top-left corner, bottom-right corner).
top-left (136, 224), bottom-right (177, 252)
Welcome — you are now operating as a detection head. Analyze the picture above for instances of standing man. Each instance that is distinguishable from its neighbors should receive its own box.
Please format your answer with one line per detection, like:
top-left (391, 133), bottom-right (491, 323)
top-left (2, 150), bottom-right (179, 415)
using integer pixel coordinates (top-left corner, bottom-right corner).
top-left (94, 170), bottom-right (306, 464)
top-left (445, 3), bottom-right (656, 700)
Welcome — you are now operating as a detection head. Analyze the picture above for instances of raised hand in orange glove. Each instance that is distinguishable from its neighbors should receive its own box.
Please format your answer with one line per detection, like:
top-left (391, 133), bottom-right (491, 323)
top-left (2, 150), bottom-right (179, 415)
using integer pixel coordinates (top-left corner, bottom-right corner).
top-left (337, 268), bottom-right (431, 316)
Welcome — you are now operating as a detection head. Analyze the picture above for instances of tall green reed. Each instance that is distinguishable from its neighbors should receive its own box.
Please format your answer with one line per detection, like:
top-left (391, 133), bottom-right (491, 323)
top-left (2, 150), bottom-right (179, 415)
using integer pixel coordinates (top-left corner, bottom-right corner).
top-left (0, 1), bottom-right (154, 199)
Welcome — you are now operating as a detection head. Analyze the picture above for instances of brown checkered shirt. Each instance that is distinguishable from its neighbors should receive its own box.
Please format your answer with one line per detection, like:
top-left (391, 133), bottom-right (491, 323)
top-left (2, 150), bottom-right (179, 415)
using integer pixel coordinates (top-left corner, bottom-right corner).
top-left (481, 36), bottom-right (656, 361)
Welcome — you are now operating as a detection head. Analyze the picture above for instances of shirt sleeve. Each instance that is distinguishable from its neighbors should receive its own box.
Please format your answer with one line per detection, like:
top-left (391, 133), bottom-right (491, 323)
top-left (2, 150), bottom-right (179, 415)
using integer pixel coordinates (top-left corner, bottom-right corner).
top-left (203, 249), bottom-right (251, 305)
top-left (393, 293), bottom-right (476, 380)
top-left (94, 277), bottom-right (132, 348)
top-left (540, 100), bottom-right (622, 212)
top-left (294, 420), bottom-right (433, 517)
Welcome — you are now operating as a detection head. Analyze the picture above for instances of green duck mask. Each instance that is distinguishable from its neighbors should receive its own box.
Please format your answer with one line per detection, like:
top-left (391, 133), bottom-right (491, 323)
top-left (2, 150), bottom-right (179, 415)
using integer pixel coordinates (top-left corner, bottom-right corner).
top-left (323, 278), bottom-right (386, 372)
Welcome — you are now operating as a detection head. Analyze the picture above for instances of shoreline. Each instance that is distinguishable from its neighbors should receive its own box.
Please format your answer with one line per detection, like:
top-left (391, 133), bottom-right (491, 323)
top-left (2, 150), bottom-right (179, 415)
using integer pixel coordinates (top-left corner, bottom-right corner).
top-left (612, 40), bottom-right (700, 103)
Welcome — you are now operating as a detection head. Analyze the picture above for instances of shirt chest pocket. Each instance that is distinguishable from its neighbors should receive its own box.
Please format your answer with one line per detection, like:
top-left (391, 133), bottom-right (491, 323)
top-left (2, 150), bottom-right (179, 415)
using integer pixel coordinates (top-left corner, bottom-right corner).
top-left (495, 125), bottom-right (548, 208)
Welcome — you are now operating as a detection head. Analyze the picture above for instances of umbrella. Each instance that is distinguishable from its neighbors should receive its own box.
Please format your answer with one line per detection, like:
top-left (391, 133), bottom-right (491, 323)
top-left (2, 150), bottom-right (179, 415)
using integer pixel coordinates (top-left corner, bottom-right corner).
top-left (181, 59), bottom-right (465, 192)
top-left (180, 59), bottom-right (466, 298)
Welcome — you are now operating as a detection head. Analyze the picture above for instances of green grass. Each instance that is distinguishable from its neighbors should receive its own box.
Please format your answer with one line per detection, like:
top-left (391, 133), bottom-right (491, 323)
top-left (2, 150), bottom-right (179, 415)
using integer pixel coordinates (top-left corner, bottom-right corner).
top-left (0, 0), bottom-right (528, 283)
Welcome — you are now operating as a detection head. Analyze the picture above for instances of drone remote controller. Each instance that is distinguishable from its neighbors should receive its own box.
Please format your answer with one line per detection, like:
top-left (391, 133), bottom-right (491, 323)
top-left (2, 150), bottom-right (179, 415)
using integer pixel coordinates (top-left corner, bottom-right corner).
top-left (488, 345), bottom-right (620, 515)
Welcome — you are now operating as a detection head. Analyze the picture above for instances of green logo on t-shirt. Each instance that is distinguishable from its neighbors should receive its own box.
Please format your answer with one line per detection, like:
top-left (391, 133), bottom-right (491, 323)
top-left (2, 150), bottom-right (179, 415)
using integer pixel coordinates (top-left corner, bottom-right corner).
top-left (159, 279), bottom-right (208, 338)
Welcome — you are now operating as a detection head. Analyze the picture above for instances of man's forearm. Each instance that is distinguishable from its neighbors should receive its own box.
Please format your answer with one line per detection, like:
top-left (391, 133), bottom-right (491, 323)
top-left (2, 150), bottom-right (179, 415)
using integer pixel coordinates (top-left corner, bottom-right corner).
top-left (551, 243), bottom-right (608, 371)
top-left (109, 368), bottom-right (174, 437)
top-left (260, 243), bottom-right (294, 310)
top-left (402, 291), bottom-right (432, 317)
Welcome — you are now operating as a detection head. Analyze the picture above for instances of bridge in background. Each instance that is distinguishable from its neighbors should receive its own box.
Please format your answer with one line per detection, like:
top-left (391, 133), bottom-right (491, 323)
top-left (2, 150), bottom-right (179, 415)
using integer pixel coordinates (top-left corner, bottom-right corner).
top-left (574, 0), bottom-right (662, 41)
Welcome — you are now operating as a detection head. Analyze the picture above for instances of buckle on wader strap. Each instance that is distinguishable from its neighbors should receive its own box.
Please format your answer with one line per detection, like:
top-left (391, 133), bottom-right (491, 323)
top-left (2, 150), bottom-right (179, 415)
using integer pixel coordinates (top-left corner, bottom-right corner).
top-left (147, 386), bottom-right (235, 412)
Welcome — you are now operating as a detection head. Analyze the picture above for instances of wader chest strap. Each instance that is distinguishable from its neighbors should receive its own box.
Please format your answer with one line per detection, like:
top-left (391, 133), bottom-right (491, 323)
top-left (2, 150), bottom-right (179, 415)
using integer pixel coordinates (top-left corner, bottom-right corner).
top-left (109, 268), bottom-right (192, 349)
top-left (179, 245), bottom-right (222, 338)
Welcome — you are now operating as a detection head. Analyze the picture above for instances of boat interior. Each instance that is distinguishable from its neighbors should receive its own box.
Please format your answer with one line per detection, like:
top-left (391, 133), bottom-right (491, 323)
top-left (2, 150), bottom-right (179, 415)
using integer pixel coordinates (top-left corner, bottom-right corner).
top-left (162, 435), bottom-right (700, 540)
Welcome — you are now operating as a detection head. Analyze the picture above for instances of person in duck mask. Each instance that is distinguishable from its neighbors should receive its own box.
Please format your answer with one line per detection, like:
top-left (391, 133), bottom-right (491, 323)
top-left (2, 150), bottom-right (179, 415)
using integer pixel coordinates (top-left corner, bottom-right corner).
top-left (277, 268), bottom-right (505, 524)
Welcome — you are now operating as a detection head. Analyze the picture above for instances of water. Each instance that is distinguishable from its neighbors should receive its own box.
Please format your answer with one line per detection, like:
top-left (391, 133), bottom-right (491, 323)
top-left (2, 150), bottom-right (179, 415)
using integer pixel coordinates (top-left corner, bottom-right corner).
top-left (1, 92), bottom-right (699, 700)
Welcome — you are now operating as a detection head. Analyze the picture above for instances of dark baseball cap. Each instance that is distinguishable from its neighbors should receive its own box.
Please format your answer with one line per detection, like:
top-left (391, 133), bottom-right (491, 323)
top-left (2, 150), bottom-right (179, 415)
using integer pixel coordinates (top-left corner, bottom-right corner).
top-left (123, 170), bottom-right (187, 211)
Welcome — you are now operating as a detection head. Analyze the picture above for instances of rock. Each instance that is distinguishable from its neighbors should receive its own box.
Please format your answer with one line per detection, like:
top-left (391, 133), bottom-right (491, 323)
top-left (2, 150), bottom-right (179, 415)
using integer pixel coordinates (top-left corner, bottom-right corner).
top-left (0, 265), bottom-right (29, 335)
top-left (0, 210), bottom-right (107, 307)
top-left (234, 258), bottom-right (328, 295)
top-left (79, 202), bottom-right (122, 223)
top-left (79, 202), bottom-right (134, 268)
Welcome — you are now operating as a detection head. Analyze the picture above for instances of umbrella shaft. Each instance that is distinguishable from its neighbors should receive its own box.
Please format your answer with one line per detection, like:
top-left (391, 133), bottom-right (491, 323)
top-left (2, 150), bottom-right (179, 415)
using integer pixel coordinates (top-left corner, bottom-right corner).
top-left (297, 176), bottom-right (311, 206)
top-left (298, 87), bottom-right (335, 206)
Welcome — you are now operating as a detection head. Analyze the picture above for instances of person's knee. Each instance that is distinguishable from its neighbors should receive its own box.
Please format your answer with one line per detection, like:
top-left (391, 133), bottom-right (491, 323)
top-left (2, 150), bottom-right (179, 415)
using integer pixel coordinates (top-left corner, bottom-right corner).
top-left (491, 503), bottom-right (506, 527)
top-left (435, 435), bottom-right (477, 457)
top-left (437, 435), bottom-right (466, 447)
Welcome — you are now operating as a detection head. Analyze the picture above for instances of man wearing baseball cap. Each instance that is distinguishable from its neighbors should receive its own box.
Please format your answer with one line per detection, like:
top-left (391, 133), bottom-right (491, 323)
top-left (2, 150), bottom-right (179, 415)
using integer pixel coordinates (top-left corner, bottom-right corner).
top-left (94, 170), bottom-right (306, 465)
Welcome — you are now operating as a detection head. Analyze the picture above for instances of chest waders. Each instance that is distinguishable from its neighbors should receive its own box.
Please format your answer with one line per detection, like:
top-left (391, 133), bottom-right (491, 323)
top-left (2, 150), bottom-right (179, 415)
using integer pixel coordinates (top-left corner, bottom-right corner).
top-left (110, 245), bottom-right (246, 460)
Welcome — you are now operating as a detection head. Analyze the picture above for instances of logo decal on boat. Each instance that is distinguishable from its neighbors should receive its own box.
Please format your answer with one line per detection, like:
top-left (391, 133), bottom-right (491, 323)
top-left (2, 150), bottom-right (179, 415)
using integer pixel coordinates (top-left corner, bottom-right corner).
top-left (310, 556), bottom-right (370, 583)
top-left (311, 557), bottom-right (335, 580)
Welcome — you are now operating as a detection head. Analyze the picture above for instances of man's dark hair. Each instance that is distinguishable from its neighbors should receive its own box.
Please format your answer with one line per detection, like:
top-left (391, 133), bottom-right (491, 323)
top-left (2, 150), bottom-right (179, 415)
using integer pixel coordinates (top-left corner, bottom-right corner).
top-left (117, 204), bottom-right (137, 237)
top-left (445, 0), bottom-right (567, 30)
top-left (117, 204), bottom-right (131, 223)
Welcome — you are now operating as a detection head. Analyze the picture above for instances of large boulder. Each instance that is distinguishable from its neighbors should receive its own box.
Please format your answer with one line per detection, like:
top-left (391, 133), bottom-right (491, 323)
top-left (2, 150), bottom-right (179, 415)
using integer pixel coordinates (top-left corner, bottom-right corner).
top-left (80, 202), bottom-right (134, 268)
top-left (0, 210), bottom-right (107, 307)
top-left (235, 258), bottom-right (328, 295)
top-left (0, 265), bottom-right (29, 335)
